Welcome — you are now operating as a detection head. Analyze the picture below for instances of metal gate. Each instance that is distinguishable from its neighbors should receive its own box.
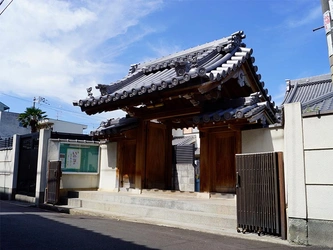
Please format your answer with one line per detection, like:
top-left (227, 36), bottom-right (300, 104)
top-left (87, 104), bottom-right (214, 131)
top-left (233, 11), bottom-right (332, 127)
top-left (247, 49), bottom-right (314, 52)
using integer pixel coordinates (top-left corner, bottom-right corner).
top-left (45, 161), bottom-right (62, 204)
top-left (16, 133), bottom-right (39, 196)
top-left (236, 152), bottom-right (286, 239)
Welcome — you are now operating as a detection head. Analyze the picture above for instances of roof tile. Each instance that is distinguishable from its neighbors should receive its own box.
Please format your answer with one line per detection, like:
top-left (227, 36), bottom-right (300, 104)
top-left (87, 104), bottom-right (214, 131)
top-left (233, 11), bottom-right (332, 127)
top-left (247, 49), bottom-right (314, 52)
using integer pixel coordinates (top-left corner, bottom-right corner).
top-left (283, 74), bottom-right (333, 112)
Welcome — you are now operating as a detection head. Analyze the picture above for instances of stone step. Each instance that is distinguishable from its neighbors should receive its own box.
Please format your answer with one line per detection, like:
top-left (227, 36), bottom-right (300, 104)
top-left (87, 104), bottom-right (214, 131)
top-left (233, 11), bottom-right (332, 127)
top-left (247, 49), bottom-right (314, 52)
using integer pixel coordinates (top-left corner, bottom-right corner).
top-left (68, 199), bottom-right (237, 230)
top-left (68, 191), bottom-right (236, 215)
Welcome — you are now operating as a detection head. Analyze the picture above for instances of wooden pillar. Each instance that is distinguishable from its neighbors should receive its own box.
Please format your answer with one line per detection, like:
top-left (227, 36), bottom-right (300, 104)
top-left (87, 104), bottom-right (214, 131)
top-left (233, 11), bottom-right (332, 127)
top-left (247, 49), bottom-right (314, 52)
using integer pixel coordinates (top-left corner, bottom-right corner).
top-left (199, 130), bottom-right (211, 192)
top-left (164, 122), bottom-right (173, 190)
top-left (135, 121), bottom-right (147, 190)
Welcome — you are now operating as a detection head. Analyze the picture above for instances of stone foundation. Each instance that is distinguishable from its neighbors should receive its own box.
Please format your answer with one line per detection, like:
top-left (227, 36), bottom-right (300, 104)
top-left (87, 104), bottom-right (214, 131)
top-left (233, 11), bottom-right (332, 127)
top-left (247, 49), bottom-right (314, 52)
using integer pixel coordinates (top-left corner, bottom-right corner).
top-left (288, 218), bottom-right (333, 248)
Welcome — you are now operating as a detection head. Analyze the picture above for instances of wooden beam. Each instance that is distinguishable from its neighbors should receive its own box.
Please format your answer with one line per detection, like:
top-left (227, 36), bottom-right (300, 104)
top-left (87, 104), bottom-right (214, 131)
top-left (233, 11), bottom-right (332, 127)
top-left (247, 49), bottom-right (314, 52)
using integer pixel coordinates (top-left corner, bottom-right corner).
top-left (198, 118), bottom-right (249, 130)
top-left (139, 106), bottom-right (201, 121)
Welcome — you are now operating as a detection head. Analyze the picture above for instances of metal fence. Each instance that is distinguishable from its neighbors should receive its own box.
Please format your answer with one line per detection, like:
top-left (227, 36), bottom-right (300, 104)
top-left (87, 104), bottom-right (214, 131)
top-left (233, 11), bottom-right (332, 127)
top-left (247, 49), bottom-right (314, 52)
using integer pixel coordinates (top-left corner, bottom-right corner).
top-left (0, 137), bottom-right (13, 149)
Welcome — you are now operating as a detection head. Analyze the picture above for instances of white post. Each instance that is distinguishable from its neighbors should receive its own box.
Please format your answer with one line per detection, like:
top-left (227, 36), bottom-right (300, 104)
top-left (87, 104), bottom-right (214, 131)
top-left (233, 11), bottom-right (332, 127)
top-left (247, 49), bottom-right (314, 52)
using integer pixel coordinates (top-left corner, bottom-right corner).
top-left (35, 129), bottom-right (51, 205)
top-left (284, 103), bottom-right (308, 244)
top-left (98, 142), bottom-right (119, 191)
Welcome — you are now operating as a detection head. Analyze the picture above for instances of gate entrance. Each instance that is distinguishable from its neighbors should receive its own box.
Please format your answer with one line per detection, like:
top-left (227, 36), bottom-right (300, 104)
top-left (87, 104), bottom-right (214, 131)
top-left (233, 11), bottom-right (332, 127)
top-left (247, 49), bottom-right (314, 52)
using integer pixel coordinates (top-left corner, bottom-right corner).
top-left (144, 122), bottom-right (168, 189)
top-left (236, 152), bottom-right (286, 239)
top-left (210, 131), bottom-right (237, 193)
top-left (16, 133), bottom-right (39, 196)
top-left (200, 130), bottom-right (240, 193)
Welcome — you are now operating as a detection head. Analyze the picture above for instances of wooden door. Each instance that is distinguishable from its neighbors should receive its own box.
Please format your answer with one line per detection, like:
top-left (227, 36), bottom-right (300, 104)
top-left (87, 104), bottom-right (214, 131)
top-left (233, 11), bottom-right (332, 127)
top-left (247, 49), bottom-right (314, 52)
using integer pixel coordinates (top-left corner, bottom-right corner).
top-left (145, 122), bottom-right (167, 189)
top-left (210, 131), bottom-right (237, 193)
top-left (46, 161), bottom-right (61, 204)
top-left (236, 152), bottom-right (286, 239)
top-left (118, 140), bottom-right (136, 188)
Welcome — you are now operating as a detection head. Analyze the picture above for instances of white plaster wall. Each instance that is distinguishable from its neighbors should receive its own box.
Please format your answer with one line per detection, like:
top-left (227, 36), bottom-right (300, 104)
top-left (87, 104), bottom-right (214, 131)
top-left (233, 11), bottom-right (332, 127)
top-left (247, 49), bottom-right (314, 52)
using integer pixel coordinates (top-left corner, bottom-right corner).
top-left (48, 140), bottom-right (60, 161)
top-left (0, 149), bottom-right (14, 191)
top-left (303, 115), bottom-right (333, 150)
top-left (61, 174), bottom-right (99, 189)
top-left (305, 150), bottom-right (333, 184)
top-left (172, 129), bottom-right (183, 137)
top-left (0, 135), bottom-right (19, 198)
top-left (98, 142), bottom-right (118, 191)
top-left (242, 127), bottom-right (284, 153)
top-left (307, 186), bottom-right (333, 220)
top-left (284, 103), bottom-right (307, 219)
top-left (302, 115), bottom-right (333, 222)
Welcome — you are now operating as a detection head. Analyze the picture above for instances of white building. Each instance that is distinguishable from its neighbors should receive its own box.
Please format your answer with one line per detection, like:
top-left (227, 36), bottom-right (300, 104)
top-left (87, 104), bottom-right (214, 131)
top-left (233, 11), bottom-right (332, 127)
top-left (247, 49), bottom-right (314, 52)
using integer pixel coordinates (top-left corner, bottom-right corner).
top-left (0, 102), bottom-right (87, 137)
top-left (40, 118), bottom-right (87, 134)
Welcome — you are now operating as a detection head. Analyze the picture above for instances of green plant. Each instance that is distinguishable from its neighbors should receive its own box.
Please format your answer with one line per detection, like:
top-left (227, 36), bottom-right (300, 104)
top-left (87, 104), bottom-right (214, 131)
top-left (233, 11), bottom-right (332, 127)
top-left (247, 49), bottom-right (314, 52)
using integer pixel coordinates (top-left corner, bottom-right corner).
top-left (18, 107), bottom-right (47, 133)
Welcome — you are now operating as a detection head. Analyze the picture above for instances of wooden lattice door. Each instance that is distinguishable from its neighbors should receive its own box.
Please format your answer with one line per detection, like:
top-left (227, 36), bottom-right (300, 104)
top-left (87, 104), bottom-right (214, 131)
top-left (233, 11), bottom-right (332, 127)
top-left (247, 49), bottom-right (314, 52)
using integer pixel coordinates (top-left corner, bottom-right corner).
top-left (46, 161), bottom-right (62, 204)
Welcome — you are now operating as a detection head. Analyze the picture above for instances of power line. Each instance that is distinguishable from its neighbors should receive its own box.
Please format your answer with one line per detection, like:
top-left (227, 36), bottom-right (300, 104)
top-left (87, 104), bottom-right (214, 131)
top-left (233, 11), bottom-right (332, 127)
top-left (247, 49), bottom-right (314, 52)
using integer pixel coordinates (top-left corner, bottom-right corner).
top-left (0, 0), bottom-right (14, 16)
top-left (0, 92), bottom-right (31, 104)
top-left (0, 92), bottom-right (111, 122)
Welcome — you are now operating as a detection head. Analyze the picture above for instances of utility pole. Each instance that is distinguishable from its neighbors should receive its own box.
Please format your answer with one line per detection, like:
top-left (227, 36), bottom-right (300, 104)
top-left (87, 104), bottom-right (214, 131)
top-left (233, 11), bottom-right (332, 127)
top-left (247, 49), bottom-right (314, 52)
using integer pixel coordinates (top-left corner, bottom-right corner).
top-left (321, 0), bottom-right (333, 81)
top-left (33, 96), bottom-right (48, 108)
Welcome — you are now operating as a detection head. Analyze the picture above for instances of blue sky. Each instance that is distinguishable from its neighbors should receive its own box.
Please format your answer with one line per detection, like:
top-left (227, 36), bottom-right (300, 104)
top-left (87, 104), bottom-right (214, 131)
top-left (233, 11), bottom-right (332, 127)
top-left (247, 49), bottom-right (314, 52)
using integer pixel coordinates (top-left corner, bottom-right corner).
top-left (0, 0), bottom-right (329, 133)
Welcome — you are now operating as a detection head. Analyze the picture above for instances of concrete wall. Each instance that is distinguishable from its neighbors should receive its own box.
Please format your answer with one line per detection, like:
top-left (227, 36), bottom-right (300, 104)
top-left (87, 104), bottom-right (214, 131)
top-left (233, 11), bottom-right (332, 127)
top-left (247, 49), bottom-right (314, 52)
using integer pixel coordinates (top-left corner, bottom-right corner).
top-left (0, 135), bottom-right (19, 199)
top-left (173, 164), bottom-right (195, 192)
top-left (284, 103), bottom-right (333, 248)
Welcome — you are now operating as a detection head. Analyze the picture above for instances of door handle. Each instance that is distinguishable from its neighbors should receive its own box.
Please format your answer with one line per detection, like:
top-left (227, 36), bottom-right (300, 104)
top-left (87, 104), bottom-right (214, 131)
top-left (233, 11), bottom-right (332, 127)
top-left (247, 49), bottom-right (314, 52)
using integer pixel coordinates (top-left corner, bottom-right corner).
top-left (236, 172), bottom-right (240, 188)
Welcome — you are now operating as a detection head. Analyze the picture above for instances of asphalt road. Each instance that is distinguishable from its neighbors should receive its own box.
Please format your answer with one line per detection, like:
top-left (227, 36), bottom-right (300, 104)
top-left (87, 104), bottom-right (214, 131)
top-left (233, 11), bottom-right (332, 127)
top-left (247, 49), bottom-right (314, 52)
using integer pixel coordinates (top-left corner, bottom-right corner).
top-left (0, 200), bottom-right (331, 250)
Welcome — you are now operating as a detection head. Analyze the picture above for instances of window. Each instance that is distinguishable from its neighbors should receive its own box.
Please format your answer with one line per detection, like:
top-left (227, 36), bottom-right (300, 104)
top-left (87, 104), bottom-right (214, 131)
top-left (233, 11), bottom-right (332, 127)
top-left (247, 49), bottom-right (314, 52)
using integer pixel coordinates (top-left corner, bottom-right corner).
top-left (59, 143), bottom-right (99, 173)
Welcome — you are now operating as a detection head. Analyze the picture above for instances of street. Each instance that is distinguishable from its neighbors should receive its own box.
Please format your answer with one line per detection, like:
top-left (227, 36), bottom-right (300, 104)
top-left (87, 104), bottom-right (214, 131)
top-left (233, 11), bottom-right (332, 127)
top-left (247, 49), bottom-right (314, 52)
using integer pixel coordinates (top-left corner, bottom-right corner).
top-left (0, 200), bottom-right (330, 250)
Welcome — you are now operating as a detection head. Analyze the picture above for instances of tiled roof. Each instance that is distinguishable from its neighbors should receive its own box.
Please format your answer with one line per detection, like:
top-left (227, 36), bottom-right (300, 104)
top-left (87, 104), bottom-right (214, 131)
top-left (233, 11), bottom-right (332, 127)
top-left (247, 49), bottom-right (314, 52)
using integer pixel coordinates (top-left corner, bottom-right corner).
top-left (91, 117), bottom-right (138, 137)
top-left (75, 31), bottom-right (279, 127)
top-left (191, 92), bottom-right (278, 125)
top-left (93, 31), bottom-right (251, 99)
top-left (172, 135), bottom-right (196, 146)
top-left (282, 74), bottom-right (333, 112)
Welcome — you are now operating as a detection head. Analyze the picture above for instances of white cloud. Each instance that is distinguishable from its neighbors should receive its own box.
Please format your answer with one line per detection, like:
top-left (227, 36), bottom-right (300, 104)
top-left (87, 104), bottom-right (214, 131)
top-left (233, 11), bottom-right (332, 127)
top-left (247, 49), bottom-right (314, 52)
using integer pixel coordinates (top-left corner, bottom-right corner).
top-left (286, 5), bottom-right (322, 28)
top-left (0, 0), bottom-right (163, 104)
top-left (150, 41), bottom-right (182, 58)
top-left (140, 40), bottom-right (182, 64)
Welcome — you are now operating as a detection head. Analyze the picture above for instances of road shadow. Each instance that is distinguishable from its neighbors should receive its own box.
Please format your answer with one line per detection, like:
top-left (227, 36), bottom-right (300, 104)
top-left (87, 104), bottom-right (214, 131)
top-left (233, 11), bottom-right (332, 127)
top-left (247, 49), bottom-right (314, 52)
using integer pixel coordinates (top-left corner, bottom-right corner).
top-left (0, 201), bottom-right (156, 250)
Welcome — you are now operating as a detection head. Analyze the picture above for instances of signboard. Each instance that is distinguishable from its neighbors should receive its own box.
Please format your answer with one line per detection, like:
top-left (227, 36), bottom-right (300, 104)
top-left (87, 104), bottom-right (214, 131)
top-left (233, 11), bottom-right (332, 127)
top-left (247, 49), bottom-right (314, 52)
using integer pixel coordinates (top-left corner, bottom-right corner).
top-left (59, 143), bottom-right (99, 173)
top-left (66, 148), bottom-right (81, 169)
top-left (330, 0), bottom-right (333, 20)
top-left (324, 10), bottom-right (331, 34)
